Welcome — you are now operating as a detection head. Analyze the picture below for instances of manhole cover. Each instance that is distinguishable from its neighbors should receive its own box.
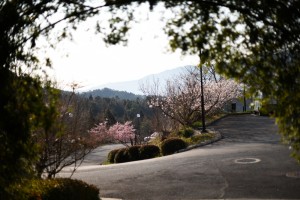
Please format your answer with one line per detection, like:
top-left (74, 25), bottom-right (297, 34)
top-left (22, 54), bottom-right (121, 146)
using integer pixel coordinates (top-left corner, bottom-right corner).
top-left (234, 158), bottom-right (261, 164)
top-left (286, 171), bottom-right (300, 178)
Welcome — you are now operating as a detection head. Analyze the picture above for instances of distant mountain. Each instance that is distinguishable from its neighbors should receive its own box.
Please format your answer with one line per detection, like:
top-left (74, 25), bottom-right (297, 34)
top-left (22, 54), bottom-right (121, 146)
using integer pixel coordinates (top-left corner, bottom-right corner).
top-left (81, 88), bottom-right (143, 100)
top-left (80, 66), bottom-right (190, 95)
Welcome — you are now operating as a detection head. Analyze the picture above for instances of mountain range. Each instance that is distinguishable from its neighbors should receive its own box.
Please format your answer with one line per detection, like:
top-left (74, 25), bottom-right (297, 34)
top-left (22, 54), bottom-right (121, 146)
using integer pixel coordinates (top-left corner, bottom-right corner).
top-left (80, 66), bottom-right (190, 95)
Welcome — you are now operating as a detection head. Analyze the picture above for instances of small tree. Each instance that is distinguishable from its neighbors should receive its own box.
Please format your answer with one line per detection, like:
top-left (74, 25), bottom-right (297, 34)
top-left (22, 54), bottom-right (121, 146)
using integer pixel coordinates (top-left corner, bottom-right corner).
top-left (109, 121), bottom-right (136, 146)
top-left (104, 109), bottom-right (117, 126)
top-left (89, 121), bottom-right (135, 147)
top-left (34, 91), bottom-right (97, 178)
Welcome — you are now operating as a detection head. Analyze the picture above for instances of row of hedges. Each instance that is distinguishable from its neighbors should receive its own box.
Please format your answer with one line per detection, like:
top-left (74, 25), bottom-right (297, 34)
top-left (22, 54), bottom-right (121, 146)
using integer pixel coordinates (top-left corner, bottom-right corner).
top-left (108, 138), bottom-right (188, 164)
top-left (16, 178), bottom-right (99, 200)
top-left (108, 145), bottom-right (161, 163)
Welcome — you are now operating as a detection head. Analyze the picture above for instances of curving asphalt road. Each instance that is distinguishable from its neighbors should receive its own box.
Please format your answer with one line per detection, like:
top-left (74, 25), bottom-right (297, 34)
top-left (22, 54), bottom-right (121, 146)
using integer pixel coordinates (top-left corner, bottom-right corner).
top-left (59, 114), bottom-right (300, 200)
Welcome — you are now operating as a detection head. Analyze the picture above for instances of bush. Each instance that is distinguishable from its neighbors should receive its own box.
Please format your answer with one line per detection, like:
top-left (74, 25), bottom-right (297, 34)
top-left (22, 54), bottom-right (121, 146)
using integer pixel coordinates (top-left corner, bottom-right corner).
top-left (260, 104), bottom-right (276, 116)
top-left (161, 138), bottom-right (187, 156)
top-left (107, 145), bottom-right (161, 164)
top-left (178, 127), bottom-right (194, 138)
top-left (183, 133), bottom-right (215, 145)
top-left (107, 148), bottom-right (121, 163)
top-left (114, 148), bottom-right (130, 163)
top-left (128, 145), bottom-right (141, 161)
top-left (23, 178), bottom-right (99, 200)
top-left (139, 145), bottom-right (160, 160)
top-left (191, 133), bottom-right (214, 143)
top-left (192, 121), bottom-right (202, 129)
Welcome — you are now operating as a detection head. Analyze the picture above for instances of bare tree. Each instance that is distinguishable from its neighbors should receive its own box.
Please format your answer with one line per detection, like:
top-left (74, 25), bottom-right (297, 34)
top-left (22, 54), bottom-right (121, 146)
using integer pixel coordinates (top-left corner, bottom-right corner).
top-left (140, 77), bottom-right (175, 132)
top-left (34, 88), bottom-right (98, 178)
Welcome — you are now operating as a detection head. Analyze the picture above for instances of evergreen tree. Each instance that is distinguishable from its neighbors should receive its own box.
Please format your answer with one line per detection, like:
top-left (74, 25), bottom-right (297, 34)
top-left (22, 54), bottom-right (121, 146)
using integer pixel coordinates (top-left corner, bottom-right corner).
top-left (104, 109), bottom-right (117, 126)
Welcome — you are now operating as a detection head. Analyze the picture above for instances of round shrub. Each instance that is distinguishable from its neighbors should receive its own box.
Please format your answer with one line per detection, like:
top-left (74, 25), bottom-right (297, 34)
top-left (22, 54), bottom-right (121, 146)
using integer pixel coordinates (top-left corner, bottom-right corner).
top-left (114, 148), bottom-right (130, 163)
top-left (107, 148), bottom-right (121, 163)
top-left (24, 178), bottom-right (99, 200)
top-left (139, 145), bottom-right (160, 160)
top-left (161, 138), bottom-right (187, 156)
top-left (128, 145), bottom-right (141, 161)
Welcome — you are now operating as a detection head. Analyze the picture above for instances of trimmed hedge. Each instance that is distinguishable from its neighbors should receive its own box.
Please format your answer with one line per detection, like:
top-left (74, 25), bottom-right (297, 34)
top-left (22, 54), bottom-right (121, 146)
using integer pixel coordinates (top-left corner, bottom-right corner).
top-left (114, 148), bottom-right (130, 163)
top-left (128, 145), bottom-right (141, 161)
top-left (161, 138), bottom-right (187, 156)
top-left (139, 145), bottom-right (160, 160)
top-left (108, 145), bottom-right (160, 164)
top-left (23, 178), bottom-right (99, 200)
top-left (107, 148), bottom-right (121, 163)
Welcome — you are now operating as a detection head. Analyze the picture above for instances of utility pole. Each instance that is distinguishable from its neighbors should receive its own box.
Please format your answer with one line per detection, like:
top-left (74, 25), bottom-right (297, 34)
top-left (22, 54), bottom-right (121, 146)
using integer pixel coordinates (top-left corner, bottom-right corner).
top-left (199, 50), bottom-right (207, 133)
top-left (243, 84), bottom-right (247, 112)
top-left (200, 64), bottom-right (207, 133)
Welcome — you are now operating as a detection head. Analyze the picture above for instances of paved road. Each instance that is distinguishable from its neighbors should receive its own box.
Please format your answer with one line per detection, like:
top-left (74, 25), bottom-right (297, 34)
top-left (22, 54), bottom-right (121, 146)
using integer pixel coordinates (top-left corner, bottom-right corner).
top-left (82, 144), bottom-right (125, 166)
top-left (59, 114), bottom-right (300, 200)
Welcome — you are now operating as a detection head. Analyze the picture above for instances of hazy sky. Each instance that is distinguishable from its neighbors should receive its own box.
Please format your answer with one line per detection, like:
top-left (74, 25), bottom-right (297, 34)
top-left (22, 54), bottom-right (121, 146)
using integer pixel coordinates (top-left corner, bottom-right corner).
top-left (46, 4), bottom-right (199, 91)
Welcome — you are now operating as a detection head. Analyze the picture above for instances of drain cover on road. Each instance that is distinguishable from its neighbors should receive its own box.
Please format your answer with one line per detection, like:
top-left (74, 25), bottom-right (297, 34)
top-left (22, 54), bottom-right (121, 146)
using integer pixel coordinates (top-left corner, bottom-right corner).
top-left (286, 171), bottom-right (300, 178)
top-left (234, 158), bottom-right (261, 164)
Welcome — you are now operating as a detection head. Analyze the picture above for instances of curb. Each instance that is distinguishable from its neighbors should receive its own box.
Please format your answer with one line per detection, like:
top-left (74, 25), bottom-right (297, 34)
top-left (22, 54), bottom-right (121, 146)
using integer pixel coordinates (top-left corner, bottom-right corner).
top-left (177, 130), bottom-right (223, 153)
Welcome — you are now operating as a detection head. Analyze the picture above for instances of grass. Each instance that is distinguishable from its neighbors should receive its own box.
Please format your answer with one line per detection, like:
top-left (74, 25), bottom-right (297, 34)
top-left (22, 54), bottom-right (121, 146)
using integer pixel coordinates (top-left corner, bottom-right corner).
top-left (182, 132), bottom-right (216, 146)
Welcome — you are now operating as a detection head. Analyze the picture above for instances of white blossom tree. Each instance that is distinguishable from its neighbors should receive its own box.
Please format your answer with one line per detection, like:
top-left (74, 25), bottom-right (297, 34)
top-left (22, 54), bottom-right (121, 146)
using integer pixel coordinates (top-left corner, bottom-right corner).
top-left (141, 66), bottom-right (241, 127)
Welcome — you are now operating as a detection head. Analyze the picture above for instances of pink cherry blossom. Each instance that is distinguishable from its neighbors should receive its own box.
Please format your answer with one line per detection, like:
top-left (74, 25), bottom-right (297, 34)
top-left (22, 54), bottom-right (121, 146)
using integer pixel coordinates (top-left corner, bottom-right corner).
top-left (89, 121), bottom-right (135, 146)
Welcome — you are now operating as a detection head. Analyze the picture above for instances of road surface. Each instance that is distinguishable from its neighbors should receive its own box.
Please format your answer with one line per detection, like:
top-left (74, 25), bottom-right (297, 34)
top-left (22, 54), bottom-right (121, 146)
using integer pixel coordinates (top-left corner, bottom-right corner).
top-left (59, 114), bottom-right (300, 200)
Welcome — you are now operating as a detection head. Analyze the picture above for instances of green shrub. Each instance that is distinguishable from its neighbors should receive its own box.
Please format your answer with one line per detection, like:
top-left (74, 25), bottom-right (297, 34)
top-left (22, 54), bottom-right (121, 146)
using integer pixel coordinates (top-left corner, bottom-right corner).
top-left (191, 133), bottom-right (214, 143)
top-left (161, 138), bottom-right (187, 156)
top-left (139, 145), bottom-right (160, 160)
top-left (107, 148), bottom-right (121, 163)
top-left (260, 104), bottom-right (276, 116)
top-left (192, 121), bottom-right (202, 129)
top-left (128, 145), bottom-right (141, 161)
top-left (178, 127), bottom-right (194, 138)
top-left (183, 133), bottom-right (215, 145)
top-left (23, 178), bottom-right (99, 200)
top-left (114, 148), bottom-right (130, 163)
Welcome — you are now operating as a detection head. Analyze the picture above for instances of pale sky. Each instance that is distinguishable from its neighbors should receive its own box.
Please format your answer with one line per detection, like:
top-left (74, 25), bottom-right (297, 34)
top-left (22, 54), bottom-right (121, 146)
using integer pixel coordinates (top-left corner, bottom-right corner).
top-left (45, 3), bottom-right (199, 91)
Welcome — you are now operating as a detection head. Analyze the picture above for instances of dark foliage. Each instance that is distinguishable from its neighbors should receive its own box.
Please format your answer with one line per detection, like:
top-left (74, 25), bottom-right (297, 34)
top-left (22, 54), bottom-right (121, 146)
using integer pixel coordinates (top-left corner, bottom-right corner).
top-left (108, 145), bottom-right (160, 163)
top-left (107, 148), bottom-right (121, 163)
top-left (128, 145), bottom-right (141, 161)
top-left (104, 108), bottom-right (117, 126)
top-left (114, 148), bottom-right (130, 163)
top-left (22, 178), bottom-right (99, 200)
top-left (82, 88), bottom-right (144, 100)
top-left (0, 71), bottom-right (59, 199)
top-left (161, 138), bottom-right (187, 156)
top-left (177, 127), bottom-right (194, 138)
top-left (139, 145), bottom-right (160, 160)
top-left (86, 94), bottom-right (154, 128)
